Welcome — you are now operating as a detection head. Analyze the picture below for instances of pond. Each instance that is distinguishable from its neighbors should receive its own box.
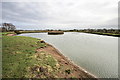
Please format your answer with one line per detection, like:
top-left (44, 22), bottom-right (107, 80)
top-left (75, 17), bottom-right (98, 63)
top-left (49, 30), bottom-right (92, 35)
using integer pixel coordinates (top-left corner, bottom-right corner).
top-left (18, 32), bottom-right (118, 78)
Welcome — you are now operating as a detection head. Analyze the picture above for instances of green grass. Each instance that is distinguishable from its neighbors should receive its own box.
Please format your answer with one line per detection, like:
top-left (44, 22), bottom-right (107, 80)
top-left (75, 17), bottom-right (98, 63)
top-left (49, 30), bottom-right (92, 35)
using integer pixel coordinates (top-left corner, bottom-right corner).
top-left (2, 36), bottom-right (57, 78)
top-left (77, 31), bottom-right (120, 37)
top-left (1, 32), bottom-right (16, 35)
top-left (19, 30), bottom-right (47, 34)
top-left (91, 32), bottom-right (120, 37)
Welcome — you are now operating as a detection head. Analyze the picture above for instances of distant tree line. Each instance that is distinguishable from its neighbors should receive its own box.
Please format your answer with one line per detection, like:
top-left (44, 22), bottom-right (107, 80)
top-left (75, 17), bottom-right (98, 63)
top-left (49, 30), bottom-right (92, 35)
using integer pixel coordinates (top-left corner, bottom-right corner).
top-left (64, 29), bottom-right (120, 34)
top-left (0, 23), bottom-right (16, 32)
top-left (0, 23), bottom-right (119, 35)
top-left (79, 29), bottom-right (120, 34)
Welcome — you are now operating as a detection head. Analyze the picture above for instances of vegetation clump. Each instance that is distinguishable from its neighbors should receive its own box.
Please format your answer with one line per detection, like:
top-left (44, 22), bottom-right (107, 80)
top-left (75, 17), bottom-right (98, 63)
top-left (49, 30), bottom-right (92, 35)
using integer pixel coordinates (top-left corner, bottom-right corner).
top-left (48, 31), bottom-right (64, 35)
top-left (65, 69), bottom-right (71, 74)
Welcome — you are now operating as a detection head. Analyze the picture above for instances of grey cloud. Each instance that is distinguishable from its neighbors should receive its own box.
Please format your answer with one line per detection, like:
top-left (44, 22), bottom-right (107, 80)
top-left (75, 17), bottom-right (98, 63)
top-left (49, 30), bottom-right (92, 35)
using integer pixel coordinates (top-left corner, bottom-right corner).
top-left (1, 0), bottom-right (118, 29)
top-left (2, 2), bottom-right (52, 24)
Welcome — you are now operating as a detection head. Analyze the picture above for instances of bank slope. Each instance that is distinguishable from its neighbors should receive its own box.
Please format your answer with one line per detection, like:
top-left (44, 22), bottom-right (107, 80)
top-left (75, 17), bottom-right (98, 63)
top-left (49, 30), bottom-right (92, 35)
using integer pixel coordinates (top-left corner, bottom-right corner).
top-left (2, 35), bottom-right (97, 79)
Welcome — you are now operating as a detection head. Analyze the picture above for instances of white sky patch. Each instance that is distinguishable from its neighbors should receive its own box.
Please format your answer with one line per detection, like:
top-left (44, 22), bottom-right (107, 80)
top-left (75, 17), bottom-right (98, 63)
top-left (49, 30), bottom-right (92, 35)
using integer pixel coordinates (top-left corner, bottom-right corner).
top-left (1, 0), bottom-right (119, 29)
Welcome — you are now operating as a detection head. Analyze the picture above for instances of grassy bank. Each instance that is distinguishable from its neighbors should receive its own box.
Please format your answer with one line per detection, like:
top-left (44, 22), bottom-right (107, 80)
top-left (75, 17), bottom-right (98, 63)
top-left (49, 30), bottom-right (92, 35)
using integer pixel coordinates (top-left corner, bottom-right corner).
top-left (64, 29), bottom-right (120, 37)
top-left (2, 36), bottom-right (65, 78)
top-left (16, 30), bottom-right (47, 34)
top-left (80, 32), bottom-right (120, 37)
top-left (2, 34), bottom-right (97, 79)
top-left (2, 36), bottom-right (58, 78)
top-left (1, 30), bottom-right (118, 78)
top-left (2, 36), bottom-right (63, 78)
top-left (1, 32), bottom-right (16, 35)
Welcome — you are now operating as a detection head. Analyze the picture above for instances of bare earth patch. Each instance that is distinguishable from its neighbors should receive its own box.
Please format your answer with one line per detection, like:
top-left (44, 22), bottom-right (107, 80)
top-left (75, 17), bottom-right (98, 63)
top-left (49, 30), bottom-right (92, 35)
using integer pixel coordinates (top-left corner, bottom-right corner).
top-left (7, 34), bottom-right (16, 36)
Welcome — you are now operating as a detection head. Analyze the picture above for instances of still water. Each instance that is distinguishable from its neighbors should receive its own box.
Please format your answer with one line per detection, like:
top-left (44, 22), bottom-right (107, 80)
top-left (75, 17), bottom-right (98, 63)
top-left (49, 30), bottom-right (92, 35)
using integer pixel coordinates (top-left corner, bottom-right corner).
top-left (19, 32), bottom-right (118, 78)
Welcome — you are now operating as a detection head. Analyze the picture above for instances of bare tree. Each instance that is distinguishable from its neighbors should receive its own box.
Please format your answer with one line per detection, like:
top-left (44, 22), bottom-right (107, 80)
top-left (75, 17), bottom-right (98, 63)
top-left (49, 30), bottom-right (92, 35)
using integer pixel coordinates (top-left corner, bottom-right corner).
top-left (2, 23), bottom-right (16, 31)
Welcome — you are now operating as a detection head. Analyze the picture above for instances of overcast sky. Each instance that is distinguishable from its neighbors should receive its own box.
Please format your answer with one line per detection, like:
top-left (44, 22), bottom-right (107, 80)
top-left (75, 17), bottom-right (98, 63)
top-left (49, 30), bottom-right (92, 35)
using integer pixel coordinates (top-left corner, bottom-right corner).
top-left (1, 0), bottom-right (119, 29)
